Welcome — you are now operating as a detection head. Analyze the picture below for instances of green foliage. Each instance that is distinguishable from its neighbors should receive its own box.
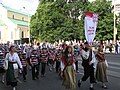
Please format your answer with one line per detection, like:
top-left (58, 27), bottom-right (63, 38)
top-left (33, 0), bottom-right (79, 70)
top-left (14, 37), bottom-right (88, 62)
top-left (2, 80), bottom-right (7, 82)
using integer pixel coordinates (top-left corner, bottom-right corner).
top-left (81, 0), bottom-right (114, 40)
top-left (30, 0), bottom-right (115, 42)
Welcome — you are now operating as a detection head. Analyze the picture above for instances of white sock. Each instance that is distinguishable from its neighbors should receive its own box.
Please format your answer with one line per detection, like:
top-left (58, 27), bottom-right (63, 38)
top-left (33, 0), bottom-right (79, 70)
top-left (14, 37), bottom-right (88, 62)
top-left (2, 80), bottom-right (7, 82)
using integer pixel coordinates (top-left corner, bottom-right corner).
top-left (13, 87), bottom-right (16, 90)
top-left (2, 75), bottom-right (5, 83)
top-left (102, 83), bottom-right (106, 87)
top-left (90, 83), bottom-right (93, 88)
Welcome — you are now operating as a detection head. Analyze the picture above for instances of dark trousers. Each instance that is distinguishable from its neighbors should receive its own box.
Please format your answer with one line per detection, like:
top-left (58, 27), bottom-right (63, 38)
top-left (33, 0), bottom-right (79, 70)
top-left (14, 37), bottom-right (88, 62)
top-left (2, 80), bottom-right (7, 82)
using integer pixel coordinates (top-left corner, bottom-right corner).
top-left (49, 59), bottom-right (54, 66)
top-left (23, 66), bottom-right (27, 80)
top-left (75, 61), bottom-right (78, 71)
top-left (32, 64), bottom-right (40, 79)
top-left (56, 61), bottom-right (60, 73)
top-left (115, 48), bottom-right (118, 54)
top-left (27, 57), bottom-right (32, 67)
top-left (82, 65), bottom-right (96, 83)
top-left (41, 63), bottom-right (46, 75)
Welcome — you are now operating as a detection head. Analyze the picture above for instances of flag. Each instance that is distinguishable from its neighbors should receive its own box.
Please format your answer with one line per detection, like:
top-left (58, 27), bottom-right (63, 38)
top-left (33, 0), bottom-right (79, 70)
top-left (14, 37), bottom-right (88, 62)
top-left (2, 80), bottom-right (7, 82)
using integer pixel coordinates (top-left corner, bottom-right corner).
top-left (0, 0), bottom-right (3, 4)
top-left (84, 12), bottom-right (98, 46)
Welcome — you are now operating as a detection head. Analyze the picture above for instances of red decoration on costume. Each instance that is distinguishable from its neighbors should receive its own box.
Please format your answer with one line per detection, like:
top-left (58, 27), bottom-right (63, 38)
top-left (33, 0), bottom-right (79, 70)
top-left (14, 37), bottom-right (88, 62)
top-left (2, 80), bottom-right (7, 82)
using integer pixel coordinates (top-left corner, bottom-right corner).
top-left (61, 55), bottom-right (74, 66)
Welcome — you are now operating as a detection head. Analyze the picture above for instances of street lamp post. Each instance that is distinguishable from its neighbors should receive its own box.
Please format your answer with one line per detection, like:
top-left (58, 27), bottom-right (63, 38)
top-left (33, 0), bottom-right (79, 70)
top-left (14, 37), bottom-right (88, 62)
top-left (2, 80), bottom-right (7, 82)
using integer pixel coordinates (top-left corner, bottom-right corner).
top-left (114, 0), bottom-right (117, 44)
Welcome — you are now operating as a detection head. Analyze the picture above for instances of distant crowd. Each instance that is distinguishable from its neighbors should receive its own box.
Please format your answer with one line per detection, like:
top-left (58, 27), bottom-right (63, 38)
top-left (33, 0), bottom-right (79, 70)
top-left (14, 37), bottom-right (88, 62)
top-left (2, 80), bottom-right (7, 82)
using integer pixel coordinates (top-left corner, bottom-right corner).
top-left (0, 40), bottom-right (117, 90)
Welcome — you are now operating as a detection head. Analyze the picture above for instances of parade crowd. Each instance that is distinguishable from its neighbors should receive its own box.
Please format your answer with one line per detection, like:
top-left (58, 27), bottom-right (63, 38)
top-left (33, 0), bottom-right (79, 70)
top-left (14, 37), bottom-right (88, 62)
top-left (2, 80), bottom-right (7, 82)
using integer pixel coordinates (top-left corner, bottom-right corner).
top-left (0, 41), bottom-right (111, 90)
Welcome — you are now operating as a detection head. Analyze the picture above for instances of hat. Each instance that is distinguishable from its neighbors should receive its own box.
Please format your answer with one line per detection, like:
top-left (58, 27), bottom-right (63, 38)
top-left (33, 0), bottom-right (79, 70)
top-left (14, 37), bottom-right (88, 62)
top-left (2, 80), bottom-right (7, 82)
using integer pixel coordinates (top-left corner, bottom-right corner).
top-left (0, 53), bottom-right (4, 56)
top-left (42, 46), bottom-right (47, 49)
top-left (84, 42), bottom-right (88, 45)
top-left (33, 49), bottom-right (37, 51)
top-left (22, 52), bottom-right (26, 55)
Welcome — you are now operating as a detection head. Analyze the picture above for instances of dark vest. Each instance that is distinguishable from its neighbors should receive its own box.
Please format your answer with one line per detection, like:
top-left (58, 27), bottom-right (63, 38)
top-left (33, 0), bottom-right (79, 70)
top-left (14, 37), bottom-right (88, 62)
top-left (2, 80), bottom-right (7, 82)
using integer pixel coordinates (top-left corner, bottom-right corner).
top-left (81, 49), bottom-right (92, 67)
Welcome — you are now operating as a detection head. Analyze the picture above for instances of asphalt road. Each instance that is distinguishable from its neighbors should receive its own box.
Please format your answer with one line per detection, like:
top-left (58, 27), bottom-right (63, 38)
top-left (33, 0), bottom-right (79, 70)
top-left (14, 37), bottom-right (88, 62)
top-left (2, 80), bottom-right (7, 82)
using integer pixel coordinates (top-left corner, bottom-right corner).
top-left (0, 54), bottom-right (120, 90)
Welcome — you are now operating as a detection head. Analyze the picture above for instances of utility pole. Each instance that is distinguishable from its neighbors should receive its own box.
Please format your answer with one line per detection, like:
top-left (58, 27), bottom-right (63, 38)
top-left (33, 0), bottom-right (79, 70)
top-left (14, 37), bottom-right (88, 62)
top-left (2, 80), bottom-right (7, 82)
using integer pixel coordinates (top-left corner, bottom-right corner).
top-left (113, 0), bottom-right (117, 44)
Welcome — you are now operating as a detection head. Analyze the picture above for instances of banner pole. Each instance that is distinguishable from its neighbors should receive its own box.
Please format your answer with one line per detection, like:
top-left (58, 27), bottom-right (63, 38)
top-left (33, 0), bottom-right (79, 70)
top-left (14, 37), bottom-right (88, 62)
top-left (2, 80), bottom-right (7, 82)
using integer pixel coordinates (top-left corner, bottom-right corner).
top-left (114, 0), bottom-right (117, 44)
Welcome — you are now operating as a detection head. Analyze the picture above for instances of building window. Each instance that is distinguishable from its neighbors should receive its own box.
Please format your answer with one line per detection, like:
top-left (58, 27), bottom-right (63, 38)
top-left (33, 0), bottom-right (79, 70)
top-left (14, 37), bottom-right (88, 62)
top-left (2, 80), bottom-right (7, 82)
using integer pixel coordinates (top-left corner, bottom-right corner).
top-left (11, 32), bottom-right (13, 39)
top-left (0, 14), bottom-right (2, 18)
top-left (0, 31), bottom-right (1, 39)
top-left (12, 15), bottom-right (15, 19)
top-left (22, 17), bottom-right (24, 21)
top-left (22, 31), bottom-right (24, 38)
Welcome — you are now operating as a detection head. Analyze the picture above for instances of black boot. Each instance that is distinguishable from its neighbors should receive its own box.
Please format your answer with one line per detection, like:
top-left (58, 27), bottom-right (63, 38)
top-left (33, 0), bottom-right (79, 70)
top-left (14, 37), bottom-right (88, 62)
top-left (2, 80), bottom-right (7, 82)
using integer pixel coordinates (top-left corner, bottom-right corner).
top-left (78, 80), bottom-right (82, 88)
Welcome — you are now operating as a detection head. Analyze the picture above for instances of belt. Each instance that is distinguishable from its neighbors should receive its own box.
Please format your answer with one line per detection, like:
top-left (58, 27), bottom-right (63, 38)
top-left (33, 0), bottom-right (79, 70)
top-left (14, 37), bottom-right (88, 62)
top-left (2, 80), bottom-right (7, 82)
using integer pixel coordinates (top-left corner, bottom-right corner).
top-left (9, 62), bottom-right (17, 64)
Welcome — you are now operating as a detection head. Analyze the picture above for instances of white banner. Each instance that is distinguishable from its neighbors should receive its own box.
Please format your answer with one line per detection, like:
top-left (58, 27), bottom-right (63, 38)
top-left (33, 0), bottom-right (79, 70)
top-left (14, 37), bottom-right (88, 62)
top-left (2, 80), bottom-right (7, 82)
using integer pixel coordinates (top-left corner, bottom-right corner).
top-left (84, 12), bottom-right (98, 45)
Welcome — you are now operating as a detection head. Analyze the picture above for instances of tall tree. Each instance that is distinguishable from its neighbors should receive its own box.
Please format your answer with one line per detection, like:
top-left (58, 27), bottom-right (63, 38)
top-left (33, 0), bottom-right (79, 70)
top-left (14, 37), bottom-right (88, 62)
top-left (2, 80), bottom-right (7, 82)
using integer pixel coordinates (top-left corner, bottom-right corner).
top-left (30, 0), bottom-right (114, 42)
top-left (30, 0), bottom-right (82, 42)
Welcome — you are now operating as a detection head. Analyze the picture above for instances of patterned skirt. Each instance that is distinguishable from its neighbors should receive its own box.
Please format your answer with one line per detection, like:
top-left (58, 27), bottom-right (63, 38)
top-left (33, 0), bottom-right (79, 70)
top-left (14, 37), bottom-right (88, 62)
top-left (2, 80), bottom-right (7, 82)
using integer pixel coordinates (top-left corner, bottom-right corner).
top-left (6, 63), bottom-right (18, 87)
top-left (63, 65), bottom-right (76, 90)
top-left (96, 62), bottom-right (108, 83)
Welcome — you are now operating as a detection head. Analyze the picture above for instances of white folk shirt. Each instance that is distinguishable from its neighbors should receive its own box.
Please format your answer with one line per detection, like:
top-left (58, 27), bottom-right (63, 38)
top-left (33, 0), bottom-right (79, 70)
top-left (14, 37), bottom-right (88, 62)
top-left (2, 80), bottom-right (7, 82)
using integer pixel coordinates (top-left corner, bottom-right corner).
top-left (5, 52), bottom-right (22, 69)
top-left (81, 49), bottom-right (96, 65)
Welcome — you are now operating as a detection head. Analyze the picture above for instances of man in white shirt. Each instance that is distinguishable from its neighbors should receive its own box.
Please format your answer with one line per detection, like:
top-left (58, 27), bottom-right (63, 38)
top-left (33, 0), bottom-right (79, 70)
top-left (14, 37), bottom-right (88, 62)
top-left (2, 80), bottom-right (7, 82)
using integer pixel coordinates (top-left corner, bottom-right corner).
top-left (78, 42), bottom-right (96, 90)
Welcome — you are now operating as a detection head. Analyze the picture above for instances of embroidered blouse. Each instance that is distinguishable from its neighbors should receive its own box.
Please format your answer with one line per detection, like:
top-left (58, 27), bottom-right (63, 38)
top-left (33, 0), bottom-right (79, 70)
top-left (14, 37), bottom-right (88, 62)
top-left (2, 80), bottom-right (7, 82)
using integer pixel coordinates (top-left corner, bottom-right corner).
top-left (5, 52), bottom-right (22, 69)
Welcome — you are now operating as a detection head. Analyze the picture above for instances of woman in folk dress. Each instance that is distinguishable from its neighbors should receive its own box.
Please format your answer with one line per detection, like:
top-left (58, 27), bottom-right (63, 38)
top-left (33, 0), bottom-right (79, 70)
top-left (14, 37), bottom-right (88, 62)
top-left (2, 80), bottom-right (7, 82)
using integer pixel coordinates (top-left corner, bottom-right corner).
top-left (61, 45), bottom-right (76, 90)
top-left (95, 46), bottom-right (108, 89)
top-left (5, 45), bottom-right (22, 90)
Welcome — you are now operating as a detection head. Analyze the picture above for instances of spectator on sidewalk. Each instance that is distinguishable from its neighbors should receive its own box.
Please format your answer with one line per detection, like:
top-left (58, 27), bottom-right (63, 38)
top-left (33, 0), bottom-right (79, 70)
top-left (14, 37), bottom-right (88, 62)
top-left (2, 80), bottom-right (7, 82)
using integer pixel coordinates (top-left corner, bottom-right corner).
top-left (115, 42), bottom-right (119, 54)
top-left (109, 43), bottom-right (113, 53)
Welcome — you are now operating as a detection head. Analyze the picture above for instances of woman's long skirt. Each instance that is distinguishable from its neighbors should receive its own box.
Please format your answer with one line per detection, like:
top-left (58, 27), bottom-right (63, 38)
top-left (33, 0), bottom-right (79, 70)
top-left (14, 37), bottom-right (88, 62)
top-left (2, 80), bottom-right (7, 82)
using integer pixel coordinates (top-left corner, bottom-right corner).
top-left (63, 65), bottom-right (76, 90)
top-left (6, 63), bottom-right (18, 87)
top-left (96, 62), bottom-right (108, 83)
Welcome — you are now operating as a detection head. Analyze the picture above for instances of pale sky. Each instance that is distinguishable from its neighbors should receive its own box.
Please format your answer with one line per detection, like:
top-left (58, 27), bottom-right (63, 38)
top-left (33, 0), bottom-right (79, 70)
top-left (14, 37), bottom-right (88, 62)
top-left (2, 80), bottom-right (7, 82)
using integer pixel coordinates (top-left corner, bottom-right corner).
top-left (0, 0), bottom-right (39, 15)
top-left (0, 0), bottom-right (119, 15)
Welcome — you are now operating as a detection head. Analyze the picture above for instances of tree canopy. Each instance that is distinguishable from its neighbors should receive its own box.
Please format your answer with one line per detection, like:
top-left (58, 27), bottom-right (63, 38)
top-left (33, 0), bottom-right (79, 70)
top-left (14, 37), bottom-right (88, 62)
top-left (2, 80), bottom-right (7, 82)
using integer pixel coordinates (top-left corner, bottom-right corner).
top-left (30, 0), bottom-right (118, 42)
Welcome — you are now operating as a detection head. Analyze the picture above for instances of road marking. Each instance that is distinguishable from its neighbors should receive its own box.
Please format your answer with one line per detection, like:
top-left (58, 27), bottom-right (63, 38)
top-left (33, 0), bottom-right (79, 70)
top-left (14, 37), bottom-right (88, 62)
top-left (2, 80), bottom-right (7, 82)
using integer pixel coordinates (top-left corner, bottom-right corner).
top-left (17, 79), bottom-right (22, 83)
top-left (108, 66), bottom-right (120, 70)
top-left (108, 62), bottom-right (120, 66)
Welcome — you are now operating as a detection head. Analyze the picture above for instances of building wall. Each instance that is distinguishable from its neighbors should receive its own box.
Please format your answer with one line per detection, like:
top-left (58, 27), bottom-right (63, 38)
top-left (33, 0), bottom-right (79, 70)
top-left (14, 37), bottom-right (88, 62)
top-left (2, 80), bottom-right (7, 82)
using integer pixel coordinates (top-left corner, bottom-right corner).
top-left (0, 26), bottom-right (8, 43)
top-left (7, 10), bottom-right (30, 43)
top-left (0, 5), bottom-right (16, 43)
top-left (7, 11), bottom-right (29, 21)
top-left (17, 25), bottom-right (29, 39)
top-left (0, 5), bottom-right (31, 44)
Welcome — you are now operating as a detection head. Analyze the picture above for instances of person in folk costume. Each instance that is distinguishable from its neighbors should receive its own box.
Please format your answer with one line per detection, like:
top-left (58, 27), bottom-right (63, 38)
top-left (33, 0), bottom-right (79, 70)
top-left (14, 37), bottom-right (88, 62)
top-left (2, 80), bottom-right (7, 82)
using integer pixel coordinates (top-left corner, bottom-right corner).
top-left (20, 52), bottom-right (28, 81)
top-left (30, 49), bottom-right (40, 80)
top-left (55, 48), bottom-right (62, 73)
top-left (61, 45), bottom-right (76, 90)
top-left (36, 42), bottom-right (41, 50)
top-left (59, 43), bottom-right (67, 78)
top-left (27, 46), bottom-right (34, 70)
top-left (26, 45), bottom-right (31, 66)
top-left (48, 48), bottom-right (55, 71)
top-left (0, 44), bottom-right (5, 53)
top-left (74, 45), bottom-right (80, 73)
top-left (5, 45), bottom-right (23, 90)
top-left (40, 47), bottom-right (48, 77)
top-left (16, 48), bottom-right (22, 57)
top-left (0, 52), bottom-right (6, 84)
top-left (78, 42), bottom-right (96, 90)
top-left (95, 46), bottom-right (108, 89)
top-left (62, 43), bottom-right (67, 54)
top-left (37, 46), bottom-right (41, 57)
